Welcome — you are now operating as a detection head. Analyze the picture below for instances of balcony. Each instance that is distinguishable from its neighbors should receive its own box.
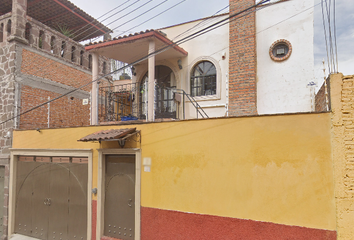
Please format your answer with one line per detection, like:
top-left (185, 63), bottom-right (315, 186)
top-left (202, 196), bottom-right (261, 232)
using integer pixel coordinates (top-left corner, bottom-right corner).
top-left (99, 80), bottom-right (209, 124)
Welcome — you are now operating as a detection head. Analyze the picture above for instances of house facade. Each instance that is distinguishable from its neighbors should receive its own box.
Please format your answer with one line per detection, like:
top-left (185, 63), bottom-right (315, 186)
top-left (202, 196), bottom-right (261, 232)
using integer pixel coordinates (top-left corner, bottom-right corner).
top-left (5, 0), bottom-right (348, 240)
top-left (9, 73), bottom-right (354, 240)
top-left (87, 0), bottom-right (315, 124)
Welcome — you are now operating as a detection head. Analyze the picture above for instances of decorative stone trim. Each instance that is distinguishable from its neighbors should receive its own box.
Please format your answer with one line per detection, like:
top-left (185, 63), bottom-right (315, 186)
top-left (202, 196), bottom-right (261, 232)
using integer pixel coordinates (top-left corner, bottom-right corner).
top-left (269, 39), bottom-right (292, 62)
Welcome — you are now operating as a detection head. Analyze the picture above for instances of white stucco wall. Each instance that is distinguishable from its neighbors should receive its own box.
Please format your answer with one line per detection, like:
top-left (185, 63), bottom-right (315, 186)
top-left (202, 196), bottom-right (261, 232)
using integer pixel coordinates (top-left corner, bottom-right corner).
top-left (256, 0), bottom-right (315, 114)
top-left (159, 15), bottom-right (229, 119)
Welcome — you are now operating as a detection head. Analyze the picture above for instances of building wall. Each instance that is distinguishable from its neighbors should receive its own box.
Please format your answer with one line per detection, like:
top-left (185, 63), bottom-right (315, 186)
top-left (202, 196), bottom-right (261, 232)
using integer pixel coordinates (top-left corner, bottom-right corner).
top-left (141, 15), bottom-right (230, 119)
top-left (256, 0), bottom-right (315, 114)
top-left (13, 112), bottom-right (336, 239)
top-left (17, 47), bottom-right (92, 129)
top-left (315, 77), bottom-right (330, 112)
top-left (330, 73), bottom-right (354, 240)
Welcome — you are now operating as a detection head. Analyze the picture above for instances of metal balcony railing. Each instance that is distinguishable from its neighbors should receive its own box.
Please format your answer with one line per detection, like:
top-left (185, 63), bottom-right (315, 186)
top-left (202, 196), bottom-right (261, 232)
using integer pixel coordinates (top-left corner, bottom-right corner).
top-left (99, 81), bottom-right (209, 123)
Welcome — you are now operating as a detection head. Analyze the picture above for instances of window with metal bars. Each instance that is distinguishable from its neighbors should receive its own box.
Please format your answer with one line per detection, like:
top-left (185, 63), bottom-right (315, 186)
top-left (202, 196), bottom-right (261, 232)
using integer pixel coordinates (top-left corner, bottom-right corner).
top-left (190, 61), bottom-right (216, 97)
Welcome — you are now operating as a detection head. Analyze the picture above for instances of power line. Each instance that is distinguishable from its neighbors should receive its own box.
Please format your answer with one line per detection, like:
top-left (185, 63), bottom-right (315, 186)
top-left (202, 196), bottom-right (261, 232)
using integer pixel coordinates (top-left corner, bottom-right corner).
top-left (321, 0), bottom-right (331, 73)
top-left (20, 0), bottom-right (186, 76)
top-left (73, 0), bottom-right (141, 40)
top-left (70, 0), bottom-right (134, 38)
top-left (116, 0), bottom-right (187, 37)
top-left (333, 0), bottom-right (338, 72)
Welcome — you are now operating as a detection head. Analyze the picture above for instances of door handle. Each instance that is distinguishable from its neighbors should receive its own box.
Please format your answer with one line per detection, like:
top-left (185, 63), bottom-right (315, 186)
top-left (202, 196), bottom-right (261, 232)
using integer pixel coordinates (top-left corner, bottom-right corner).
top-left (128, 199), bottom-right (132, 207)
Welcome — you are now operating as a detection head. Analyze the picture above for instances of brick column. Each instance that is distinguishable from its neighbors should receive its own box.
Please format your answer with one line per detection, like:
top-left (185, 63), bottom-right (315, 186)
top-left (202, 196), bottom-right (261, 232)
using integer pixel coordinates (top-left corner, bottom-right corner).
top-left (228, 0), bottom-right (257, 116)
top-left (9, 0), bottom-right (28, 44)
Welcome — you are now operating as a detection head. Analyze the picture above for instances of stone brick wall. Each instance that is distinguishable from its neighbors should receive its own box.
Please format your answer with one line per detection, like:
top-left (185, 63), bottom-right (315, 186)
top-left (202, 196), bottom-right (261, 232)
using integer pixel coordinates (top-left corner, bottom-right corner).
top-left (315, 77), bottom-right (330, 112)
top-left (330, 73), bottom-right (354, 240)
top-left (0, 42), bottom-right (16, 155)
top-left (228, 0), bottom-right (257, 116)
top-left (0, 41), bottom-right (16, 240)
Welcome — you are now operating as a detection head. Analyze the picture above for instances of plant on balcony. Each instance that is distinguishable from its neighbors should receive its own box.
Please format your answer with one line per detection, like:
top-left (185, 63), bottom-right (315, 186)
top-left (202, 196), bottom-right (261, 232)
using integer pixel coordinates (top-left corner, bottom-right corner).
top-left (55, 23), bottom-right (75, 39)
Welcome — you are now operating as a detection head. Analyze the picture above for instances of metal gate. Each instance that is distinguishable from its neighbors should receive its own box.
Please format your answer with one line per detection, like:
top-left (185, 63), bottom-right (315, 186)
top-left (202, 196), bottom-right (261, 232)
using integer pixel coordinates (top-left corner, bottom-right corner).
top-left (104, 155), bottom-right (135, 240)
top-left (15, 157), bottom-right (88, 240)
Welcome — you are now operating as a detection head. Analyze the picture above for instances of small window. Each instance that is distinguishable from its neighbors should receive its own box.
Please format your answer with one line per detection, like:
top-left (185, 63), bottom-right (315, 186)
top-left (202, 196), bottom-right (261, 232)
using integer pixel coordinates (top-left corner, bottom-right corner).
top-left (190, 61), bottom-right (216, 97)
top-left (25, 23), bottom-right (31, 41)
top-left (88, 54), bottom-right (92, 70)
top-left (7, 20), bottom-right (11, 35)
top-left (38, 30), bottom-right (44, 49)
top-left (71, 46), bottom-right (76, 62)
top-left (61, 41), bottom-right (66, 57)
top-left (0, 23), bottom-right (3, 42)
top-left (269, 39), bottom-right (292, 62)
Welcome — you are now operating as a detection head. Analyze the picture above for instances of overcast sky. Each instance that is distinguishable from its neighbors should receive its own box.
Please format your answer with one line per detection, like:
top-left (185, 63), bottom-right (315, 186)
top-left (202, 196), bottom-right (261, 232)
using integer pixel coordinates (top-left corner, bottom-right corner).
top-left (71, 0), bottom-right (353, 83)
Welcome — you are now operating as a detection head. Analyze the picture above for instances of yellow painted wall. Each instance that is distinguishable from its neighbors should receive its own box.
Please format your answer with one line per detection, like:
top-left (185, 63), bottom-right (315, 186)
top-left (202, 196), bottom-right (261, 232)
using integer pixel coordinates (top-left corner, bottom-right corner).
top-left (12, 113), bottom-right (336, 231)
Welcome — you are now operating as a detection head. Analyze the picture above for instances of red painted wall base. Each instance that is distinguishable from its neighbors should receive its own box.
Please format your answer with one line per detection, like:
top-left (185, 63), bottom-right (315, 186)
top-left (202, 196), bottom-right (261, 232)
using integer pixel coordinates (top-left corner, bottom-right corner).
top-left (141, 207), bottom-right (336, 240)
top-left (92, 200), bottom-right (97, 240)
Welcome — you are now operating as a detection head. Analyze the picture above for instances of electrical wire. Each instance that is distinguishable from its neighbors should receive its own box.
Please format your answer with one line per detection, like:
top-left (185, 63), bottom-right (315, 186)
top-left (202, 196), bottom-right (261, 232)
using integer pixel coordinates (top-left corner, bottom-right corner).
top-left (81, 0), bottom-right (154, 41)
top-left (115, 0), bottom-right (187, 37)
top-left (103, 0), bottom-right (170, 37)
top-left (19, 0), bottom-right (186, 80)
top-left (73, 0), bottom-right (141, 40)
top-left (325, 0), bottom-right (335, 72)
top-left (70, 0), bottom-right (134, 38)
top-left (170, 5), bottom-right (229, 42)
top-left (321, 0), bottom-right (331, 73)
top-left (333, 0), bottom-right (338, 72)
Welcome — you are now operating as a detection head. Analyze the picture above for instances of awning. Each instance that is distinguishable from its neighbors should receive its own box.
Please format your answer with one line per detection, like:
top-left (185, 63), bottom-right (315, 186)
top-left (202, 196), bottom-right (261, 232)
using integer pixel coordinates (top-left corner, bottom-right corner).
top-left (78, 128), bottom-right (140, 147)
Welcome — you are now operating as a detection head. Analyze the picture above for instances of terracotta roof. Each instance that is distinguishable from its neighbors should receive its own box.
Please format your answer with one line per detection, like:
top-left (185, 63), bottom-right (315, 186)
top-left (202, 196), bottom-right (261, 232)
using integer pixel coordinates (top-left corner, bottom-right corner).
top-left (85, 29), bottom-right (188, 56)
top-left (78, 128), bottom-right (137, 142)
top-left (0, 0), bottom-right (111, 41)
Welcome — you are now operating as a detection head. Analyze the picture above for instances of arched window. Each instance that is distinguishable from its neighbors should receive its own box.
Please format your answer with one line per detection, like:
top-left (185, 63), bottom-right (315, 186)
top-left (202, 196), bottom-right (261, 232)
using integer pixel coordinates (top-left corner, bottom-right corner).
top-left (190, 61), bottom-right (216, 97)
top-left (71, 46), bottom-right (76, 62)
top-left (88, 54), bottom-right (92, 69)
top-left (61, 41), bottom-right (66, 57)
top-left (0, 23), bottom-right (3, 42)
top-left (25, 23), bottom-right (31, 41)
top-left (80, 51), bottom-right (84, 65)
top-left (50, 36), bottom-right (56, 54)
top-left (7, 20), bottom-right (11, 35)
top-left (38, 30), bottom-right (44, 49)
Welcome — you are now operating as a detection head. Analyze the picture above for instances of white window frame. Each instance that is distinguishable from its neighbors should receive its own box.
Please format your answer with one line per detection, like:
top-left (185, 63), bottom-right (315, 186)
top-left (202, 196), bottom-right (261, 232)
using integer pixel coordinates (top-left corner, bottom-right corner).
top-left (188, 56), bottom-right (222, 101)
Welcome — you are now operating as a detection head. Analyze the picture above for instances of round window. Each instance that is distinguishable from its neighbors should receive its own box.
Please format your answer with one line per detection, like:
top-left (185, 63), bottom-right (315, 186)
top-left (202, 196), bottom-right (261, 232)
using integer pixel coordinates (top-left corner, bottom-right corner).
top-left (269, 39), bottom-right (292, 62)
